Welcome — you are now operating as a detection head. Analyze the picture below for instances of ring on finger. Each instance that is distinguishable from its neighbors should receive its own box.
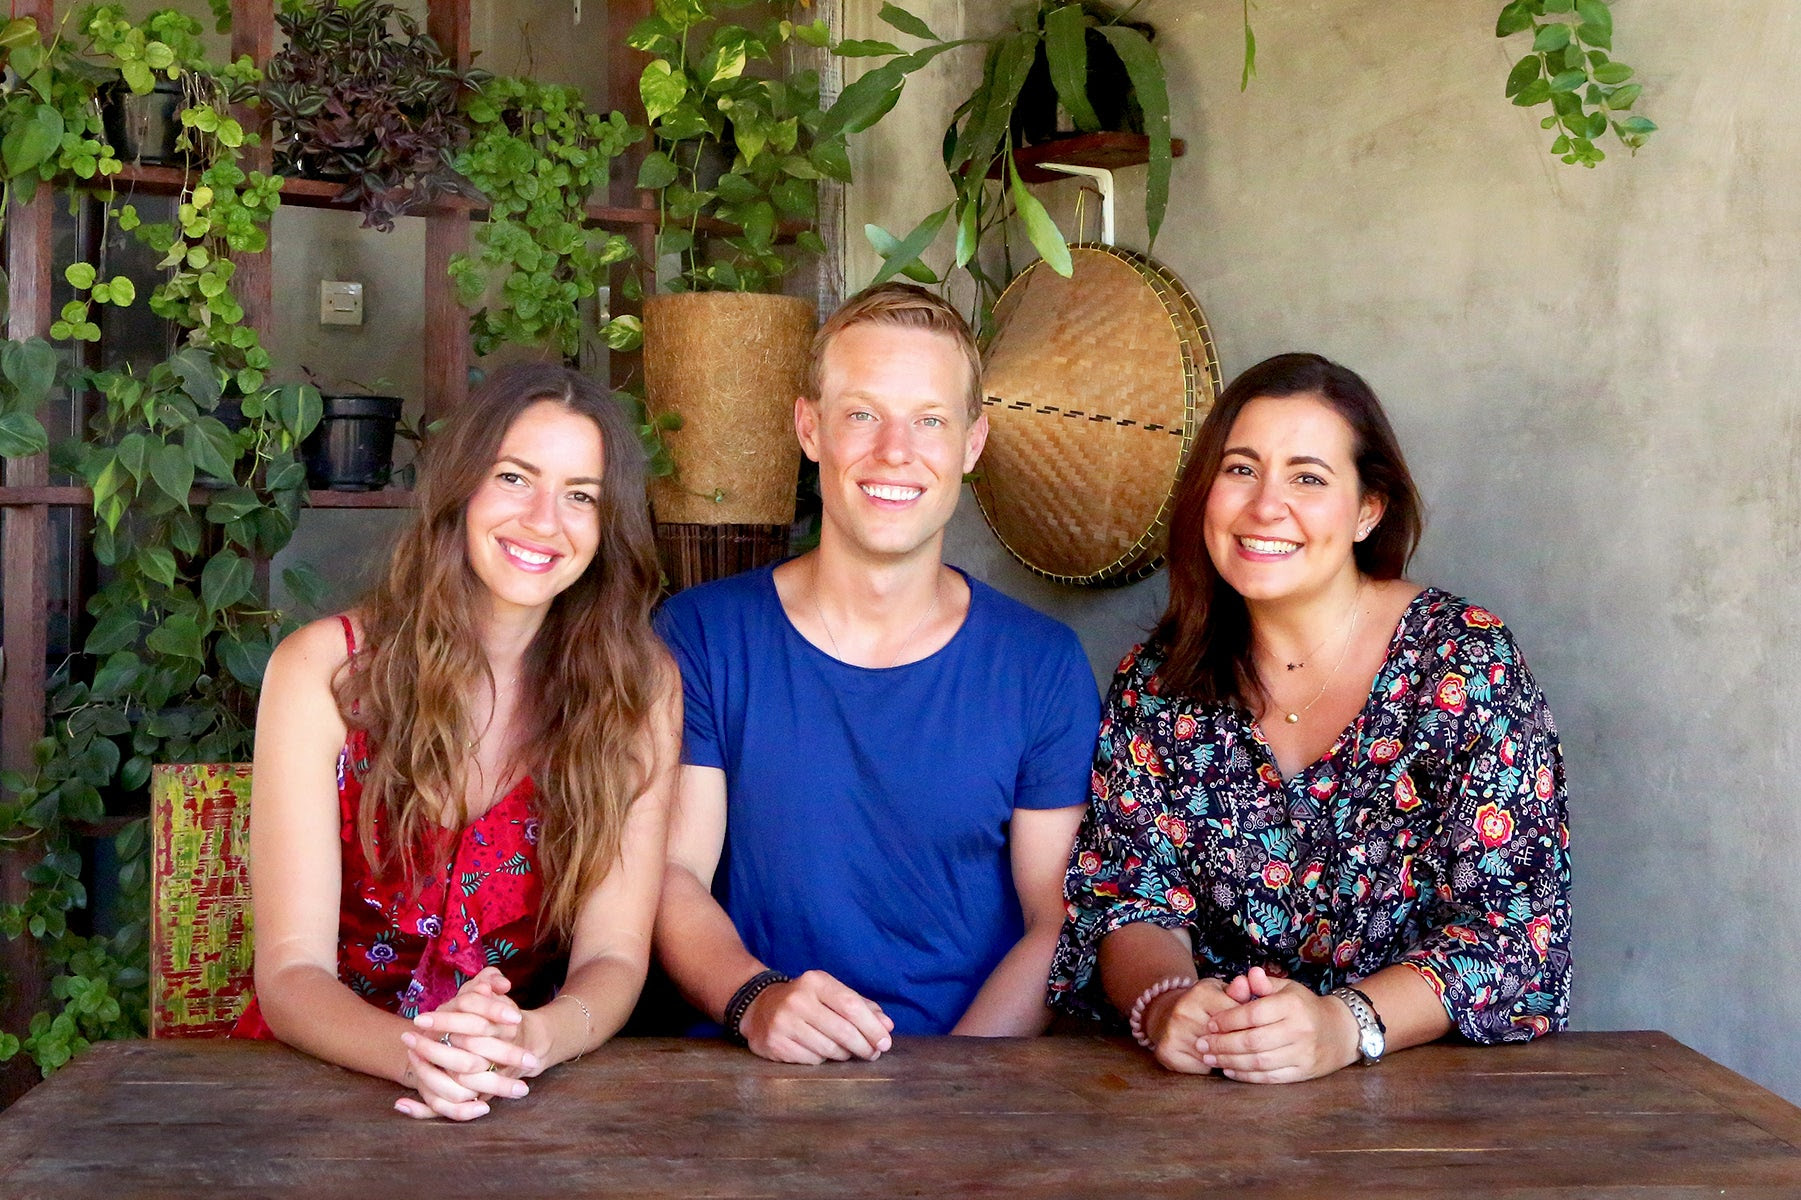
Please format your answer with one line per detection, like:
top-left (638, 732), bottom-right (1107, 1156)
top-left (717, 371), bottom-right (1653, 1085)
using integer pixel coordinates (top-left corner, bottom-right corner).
top-left (439, 1033), bottom-right (453, 1046)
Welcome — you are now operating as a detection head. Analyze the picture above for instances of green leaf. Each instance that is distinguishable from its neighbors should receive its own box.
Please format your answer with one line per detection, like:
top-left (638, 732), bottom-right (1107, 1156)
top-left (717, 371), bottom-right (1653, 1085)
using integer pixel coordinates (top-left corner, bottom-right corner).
top-left (1604, 83), bottom-right (1642, 110)
top-left (1549, 69), bottom-right (1586, 93)
top-left (791, 20), bottom-right (830, 49)
top-left (836, 38), bottom-right (904, 57)
top-left (878, 3), bottom-right (938, 41)
top-left (1618, 115), bottom-right (1658, 135)
top-left (866, 204), bottom-right (951, 287)
top-left (701, 31), bottom-right (749, 87)
top-left (954, 198), bottom-right (979, 268)
top-left (122, 59), bottom-right (154, 94)
top-left (1, 337), bottom-right (56, 403)
top-left (218, 629), bottom-right (272, 688)
top-left (818, 61), bottom-right (907, 140)
top-left (90, 651), bottom-right (143, 701)
top-left (1505, 54), bottom-right (1542, 98)
top-left (640, 61), bottom-right (687, 124)
top-left (2, 104), bottom-right (63, 176)
top-left (144, 613), bottom-right (206, 663)
top-left (1096, 24), bottom-right (1171, 248)
top-left (1044, 6), bottom-right (1101, 133)
top-left (1513, 79), bottom-right (1553, 107)
top-left (0, 411), bottom-right (48, 457)
top-left (636, 150), bottom-right (680, 190)
top-left (183, 418), bottom-right (237, 482)
top-left (137, 544), bottom-right (178, 587)
top-left (1496, 0), bottom-right (1535, 36)
top-left (1592, 61), bottom-right (1633, 84)
top-left (1533, 24), bottom-right (1573, 53)
top-left (1575, 0), bottom-right (1612, 37)
top-left (603, 314), bottom-right (644, 352)
top-left (1009, 156), bottom-right (1073, 277)
top-left (149, 441), bottom-right (194, 508)
top-left (281, 564), bottom-right (329, 614)
top-left (84, 605), bottom-right (141, 656)
top-left (64, 262), bottom-right (97, 291)
top-left (950, 33), bottom-right (1036, 174)
top-left (201, 549), bottom-right (253, 615)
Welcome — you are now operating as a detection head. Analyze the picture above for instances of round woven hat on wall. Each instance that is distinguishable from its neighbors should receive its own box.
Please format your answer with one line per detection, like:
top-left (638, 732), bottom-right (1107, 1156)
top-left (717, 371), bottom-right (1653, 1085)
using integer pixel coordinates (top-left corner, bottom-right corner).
top-left (974, 244), bottom-right (1221, 586)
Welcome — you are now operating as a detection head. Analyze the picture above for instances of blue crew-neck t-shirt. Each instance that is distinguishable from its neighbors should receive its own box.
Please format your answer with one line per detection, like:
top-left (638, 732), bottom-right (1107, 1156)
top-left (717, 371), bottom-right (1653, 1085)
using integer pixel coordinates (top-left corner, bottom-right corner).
top-left (655, 562), bottom-right (1101, 1035)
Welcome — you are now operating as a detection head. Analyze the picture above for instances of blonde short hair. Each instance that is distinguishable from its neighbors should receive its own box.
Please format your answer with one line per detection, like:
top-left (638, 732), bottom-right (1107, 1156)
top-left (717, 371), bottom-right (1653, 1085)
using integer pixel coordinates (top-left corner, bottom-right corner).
top-left (805, 282), bottom-right (983, 422)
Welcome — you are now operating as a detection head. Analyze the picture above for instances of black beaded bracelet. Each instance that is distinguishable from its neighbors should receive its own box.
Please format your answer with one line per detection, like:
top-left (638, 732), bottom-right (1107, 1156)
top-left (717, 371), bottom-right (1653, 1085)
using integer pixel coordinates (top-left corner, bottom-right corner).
top-left (723, 968), bottom-right (790, 1045)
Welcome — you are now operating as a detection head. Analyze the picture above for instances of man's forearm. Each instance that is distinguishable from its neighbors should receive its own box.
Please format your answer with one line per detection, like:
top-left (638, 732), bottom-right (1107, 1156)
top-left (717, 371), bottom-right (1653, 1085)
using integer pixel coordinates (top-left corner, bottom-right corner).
top-left (654, 865), bottom-right (768, 1022)
top-left (949, 924), bottom-right (1061, 1037)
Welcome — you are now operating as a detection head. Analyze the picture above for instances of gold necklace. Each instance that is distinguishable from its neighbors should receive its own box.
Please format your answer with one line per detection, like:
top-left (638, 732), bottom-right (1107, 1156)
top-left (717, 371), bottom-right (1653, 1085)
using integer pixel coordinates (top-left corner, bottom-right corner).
top-left (814, 570), bottom-right (942, 669)
top-left (1272, 585), bottom-right (1363, 725)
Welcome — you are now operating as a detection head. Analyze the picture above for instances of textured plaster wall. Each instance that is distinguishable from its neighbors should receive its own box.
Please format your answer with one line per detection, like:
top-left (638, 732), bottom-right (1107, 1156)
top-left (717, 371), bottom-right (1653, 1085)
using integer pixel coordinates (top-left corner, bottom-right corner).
top-left (846, 0), bottom-right (1801, 1101)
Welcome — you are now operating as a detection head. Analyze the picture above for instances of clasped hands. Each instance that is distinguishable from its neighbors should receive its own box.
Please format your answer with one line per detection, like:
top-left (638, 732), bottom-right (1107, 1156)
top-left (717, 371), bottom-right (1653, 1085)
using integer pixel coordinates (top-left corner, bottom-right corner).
top-left (1140, 966), bottom-right (1361, 1084)
top-left (396, 966), bottom-right (546, 1120)
top-left (739, 969), bottom-right (895, 1065)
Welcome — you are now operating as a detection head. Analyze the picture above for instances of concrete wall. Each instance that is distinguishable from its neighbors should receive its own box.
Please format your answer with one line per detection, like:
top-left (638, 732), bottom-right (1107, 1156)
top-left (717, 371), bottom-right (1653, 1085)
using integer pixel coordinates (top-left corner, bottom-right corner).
top-left (846, 0), bottom-right (1801, 1101)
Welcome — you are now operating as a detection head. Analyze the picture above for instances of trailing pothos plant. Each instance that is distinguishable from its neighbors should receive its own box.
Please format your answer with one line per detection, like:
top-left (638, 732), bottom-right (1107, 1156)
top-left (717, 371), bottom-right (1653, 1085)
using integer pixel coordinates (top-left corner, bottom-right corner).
top-left (0, 6), bottom-right (325, 1076)
top-left (1495, 0), bottom-right (1653, 166)
top-left (450, 74), bottom-right (642, 359)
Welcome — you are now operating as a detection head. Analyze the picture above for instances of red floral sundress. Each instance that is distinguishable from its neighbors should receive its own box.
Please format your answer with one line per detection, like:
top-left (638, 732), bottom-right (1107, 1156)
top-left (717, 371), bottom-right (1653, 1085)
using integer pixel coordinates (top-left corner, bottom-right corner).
top-left (235, 619), bottom-right (562, 1036)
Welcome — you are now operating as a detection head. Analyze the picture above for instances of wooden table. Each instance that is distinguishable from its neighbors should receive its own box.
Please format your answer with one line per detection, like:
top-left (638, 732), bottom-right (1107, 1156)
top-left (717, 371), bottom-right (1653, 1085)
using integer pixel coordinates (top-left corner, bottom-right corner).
top-left (1, 1033), bottom-right (1798, 1197)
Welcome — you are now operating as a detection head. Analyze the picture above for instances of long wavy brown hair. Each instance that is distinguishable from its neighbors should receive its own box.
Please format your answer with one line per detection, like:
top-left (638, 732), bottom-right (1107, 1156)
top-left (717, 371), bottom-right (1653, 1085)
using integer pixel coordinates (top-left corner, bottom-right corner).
top-left (1155, 352), bottom-right (1424, 708)
top-left (335, 363), bottom-right (666, 941)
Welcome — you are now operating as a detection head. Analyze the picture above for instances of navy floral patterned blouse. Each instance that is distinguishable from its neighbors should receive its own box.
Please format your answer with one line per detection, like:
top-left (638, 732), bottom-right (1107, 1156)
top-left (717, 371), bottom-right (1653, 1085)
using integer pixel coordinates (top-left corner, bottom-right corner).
top-left (1048, 589), bottom-right (1572, 1043)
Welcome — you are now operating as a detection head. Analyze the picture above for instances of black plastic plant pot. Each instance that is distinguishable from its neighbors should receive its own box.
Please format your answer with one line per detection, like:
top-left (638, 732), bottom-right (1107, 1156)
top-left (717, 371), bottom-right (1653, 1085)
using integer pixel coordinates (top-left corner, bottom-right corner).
top-left (1011, 23), bottom-right (1152, 147)
top-left (302, 394), bottom-right (404, 491)
top-left (102, 78), bottom-right (187, 166)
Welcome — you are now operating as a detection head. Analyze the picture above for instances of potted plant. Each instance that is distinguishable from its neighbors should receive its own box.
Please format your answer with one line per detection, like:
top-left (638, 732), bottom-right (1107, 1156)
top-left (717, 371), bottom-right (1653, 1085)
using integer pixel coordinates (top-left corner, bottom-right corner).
top-left (253, 0), bottom-right (486, 231)
top-left (843, 1), bottom-right (1173, 332)
top-left (299, 375), bottom-right (404, 492)
top-left (625, 4), bottom-right (870, 533)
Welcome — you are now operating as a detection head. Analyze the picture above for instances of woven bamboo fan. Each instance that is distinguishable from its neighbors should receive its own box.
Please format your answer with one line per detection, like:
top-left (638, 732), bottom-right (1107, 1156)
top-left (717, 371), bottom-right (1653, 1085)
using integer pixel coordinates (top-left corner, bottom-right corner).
top-left (974, 243), bottom-right (1220, 586)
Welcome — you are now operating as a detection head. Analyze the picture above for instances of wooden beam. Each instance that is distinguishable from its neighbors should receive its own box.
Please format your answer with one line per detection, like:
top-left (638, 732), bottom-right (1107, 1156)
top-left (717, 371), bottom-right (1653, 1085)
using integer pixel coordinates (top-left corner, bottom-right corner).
top-left (423, 0), bottom-right (471, 419)
top-left (608, 0), bottom-right (655, 390)
top-left (0, 0), bottom-right (56, 1112)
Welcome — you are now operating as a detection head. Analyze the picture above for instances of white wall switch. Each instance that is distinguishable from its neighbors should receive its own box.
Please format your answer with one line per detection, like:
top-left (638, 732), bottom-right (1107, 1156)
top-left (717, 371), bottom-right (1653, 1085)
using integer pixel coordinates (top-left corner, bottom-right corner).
top-left (320, 280), bottom-right (364, 326)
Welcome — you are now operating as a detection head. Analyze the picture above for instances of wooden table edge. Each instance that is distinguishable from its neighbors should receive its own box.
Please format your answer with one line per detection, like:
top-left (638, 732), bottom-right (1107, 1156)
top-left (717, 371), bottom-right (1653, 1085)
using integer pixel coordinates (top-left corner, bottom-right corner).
top-left (1625, 1029), bottom-right (1801, 1149)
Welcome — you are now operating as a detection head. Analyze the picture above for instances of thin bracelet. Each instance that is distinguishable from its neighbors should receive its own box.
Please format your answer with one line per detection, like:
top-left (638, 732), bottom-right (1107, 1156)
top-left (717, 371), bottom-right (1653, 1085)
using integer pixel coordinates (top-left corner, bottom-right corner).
top-left (559, 992), bottom-right (595, 1061)
top-left (1128, 977), bottom-right (1197, 1048)
top-left (723, 968), bottom-right (790, 1046)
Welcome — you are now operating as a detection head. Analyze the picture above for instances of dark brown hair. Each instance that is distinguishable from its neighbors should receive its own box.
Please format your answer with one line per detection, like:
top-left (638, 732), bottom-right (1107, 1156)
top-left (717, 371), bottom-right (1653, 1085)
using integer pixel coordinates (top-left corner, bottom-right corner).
top-left (336, 363), bottom-right (668, 941)
top-left (1153, 352), bottom-right (1424, 706)
top-left (805, 281), bottom-right (983, 421)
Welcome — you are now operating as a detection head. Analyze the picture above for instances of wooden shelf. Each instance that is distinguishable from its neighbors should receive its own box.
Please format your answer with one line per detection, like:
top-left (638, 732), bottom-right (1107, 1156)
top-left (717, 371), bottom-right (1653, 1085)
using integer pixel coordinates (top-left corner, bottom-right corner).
top-left (106, 162), bottom-right (804, 238)
top-left (0, 485), bottom-right (415, 509)
top-left (992, 131), bottom-right (1187, 184)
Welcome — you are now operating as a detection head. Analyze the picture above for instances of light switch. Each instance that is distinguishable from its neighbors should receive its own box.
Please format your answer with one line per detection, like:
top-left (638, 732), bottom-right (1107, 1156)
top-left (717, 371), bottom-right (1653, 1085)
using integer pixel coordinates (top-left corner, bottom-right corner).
top-left (320, 280), bottom-right (364, 326)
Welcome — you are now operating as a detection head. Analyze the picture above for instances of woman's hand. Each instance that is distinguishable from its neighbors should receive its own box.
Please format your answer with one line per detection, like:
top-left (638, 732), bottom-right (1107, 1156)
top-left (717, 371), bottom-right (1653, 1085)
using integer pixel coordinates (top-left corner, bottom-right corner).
top-left (1143, 978), bottom-right (1240, 1074)
top-left (1194, 966), bottom-right (1360, 1083)
top-left (394, 968), bottom-right (542, 1120)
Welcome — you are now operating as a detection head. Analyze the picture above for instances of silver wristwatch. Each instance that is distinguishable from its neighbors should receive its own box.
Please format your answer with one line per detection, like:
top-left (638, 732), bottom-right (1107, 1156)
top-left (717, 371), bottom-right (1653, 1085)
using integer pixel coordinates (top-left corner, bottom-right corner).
top-left (1331, 985), bottom-right (1387, 1065)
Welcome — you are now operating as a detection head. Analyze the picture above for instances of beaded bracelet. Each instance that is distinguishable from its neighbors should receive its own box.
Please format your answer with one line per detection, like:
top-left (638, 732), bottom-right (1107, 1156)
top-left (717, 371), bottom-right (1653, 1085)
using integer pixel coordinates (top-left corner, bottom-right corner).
top-left (724, 968), bottom-right (791, 1046)
top-left (1128, 977), bottom-right (1198, 1048)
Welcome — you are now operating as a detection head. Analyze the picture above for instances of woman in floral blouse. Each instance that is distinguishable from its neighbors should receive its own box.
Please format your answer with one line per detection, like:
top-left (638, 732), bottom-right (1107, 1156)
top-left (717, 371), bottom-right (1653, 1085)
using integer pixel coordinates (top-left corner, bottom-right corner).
top-left (240, 365), bottom-right (680, 1119)
top-left (1049, 353), bottom-right (1570, 1082)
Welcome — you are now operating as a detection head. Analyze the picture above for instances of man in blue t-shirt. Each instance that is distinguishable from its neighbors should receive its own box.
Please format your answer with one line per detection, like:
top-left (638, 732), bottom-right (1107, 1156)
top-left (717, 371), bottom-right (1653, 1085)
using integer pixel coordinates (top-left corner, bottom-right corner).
top-left (653, 283), bottom-right (1100, 1062)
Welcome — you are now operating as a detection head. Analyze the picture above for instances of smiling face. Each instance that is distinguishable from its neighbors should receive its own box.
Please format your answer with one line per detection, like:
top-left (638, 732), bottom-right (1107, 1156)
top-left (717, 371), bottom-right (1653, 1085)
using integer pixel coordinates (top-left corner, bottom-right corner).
top-left (1202, 393), bottom-right (1385, 605)
top-left (464, 398), bottom-right (606, 624)
top-left (798, 322), bottom-right (988, 566)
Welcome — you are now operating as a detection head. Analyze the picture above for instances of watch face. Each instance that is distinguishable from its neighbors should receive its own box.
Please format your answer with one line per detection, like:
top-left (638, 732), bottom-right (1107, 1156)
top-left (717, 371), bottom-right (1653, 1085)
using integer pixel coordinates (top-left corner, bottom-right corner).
top-left (1360, 1025), bottom-right (1385, 1061)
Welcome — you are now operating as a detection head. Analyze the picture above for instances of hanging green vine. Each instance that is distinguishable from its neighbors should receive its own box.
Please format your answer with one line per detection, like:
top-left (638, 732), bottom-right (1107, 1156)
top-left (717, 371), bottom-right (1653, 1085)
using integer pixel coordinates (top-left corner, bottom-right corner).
top-left (1497, 0), bottom-right (1653, 166)
top-left (0, 5), bottom-right (323, 1076)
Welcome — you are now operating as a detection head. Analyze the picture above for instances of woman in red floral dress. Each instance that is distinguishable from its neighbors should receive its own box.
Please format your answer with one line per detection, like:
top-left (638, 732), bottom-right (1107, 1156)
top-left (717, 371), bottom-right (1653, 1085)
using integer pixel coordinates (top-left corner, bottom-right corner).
top-left (1049, 353), bottom-right (1571, 1082)
top-left (238, 364), bottom-right (680, 1120)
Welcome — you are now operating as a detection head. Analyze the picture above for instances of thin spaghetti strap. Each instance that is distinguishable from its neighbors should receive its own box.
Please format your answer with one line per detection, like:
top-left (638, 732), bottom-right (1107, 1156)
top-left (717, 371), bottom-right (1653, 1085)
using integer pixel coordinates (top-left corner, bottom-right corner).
top-left (337, 613), bottom-right (358, 656)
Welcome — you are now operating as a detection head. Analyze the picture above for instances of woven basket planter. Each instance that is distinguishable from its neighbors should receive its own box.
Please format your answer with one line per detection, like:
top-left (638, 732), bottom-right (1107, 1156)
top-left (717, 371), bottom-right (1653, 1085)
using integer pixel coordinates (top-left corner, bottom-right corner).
top-left (643, 292), bottom-right (815, 526)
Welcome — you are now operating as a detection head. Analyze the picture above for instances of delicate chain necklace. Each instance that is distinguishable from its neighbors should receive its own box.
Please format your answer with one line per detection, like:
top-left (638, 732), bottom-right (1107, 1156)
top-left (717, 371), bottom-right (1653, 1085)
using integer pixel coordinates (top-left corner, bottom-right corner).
top-left (1271, 584), bottom-right (1363, 725)
top-left (814, 570), bottom-right (941, 669)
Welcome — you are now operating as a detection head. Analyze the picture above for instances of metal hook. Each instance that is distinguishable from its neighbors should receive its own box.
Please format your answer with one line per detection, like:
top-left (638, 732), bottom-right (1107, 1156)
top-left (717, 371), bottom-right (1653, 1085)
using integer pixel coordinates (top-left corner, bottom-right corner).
top-left (1036, 162), bottom-right (1115, 245)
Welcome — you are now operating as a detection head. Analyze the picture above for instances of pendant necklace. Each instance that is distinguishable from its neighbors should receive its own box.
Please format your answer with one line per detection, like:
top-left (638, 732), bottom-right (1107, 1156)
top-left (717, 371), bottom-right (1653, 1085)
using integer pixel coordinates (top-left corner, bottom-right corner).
top-left (1275, 584), bottom-right (1363, 725)
top-left (814, 570), bottom-right (941, 669)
